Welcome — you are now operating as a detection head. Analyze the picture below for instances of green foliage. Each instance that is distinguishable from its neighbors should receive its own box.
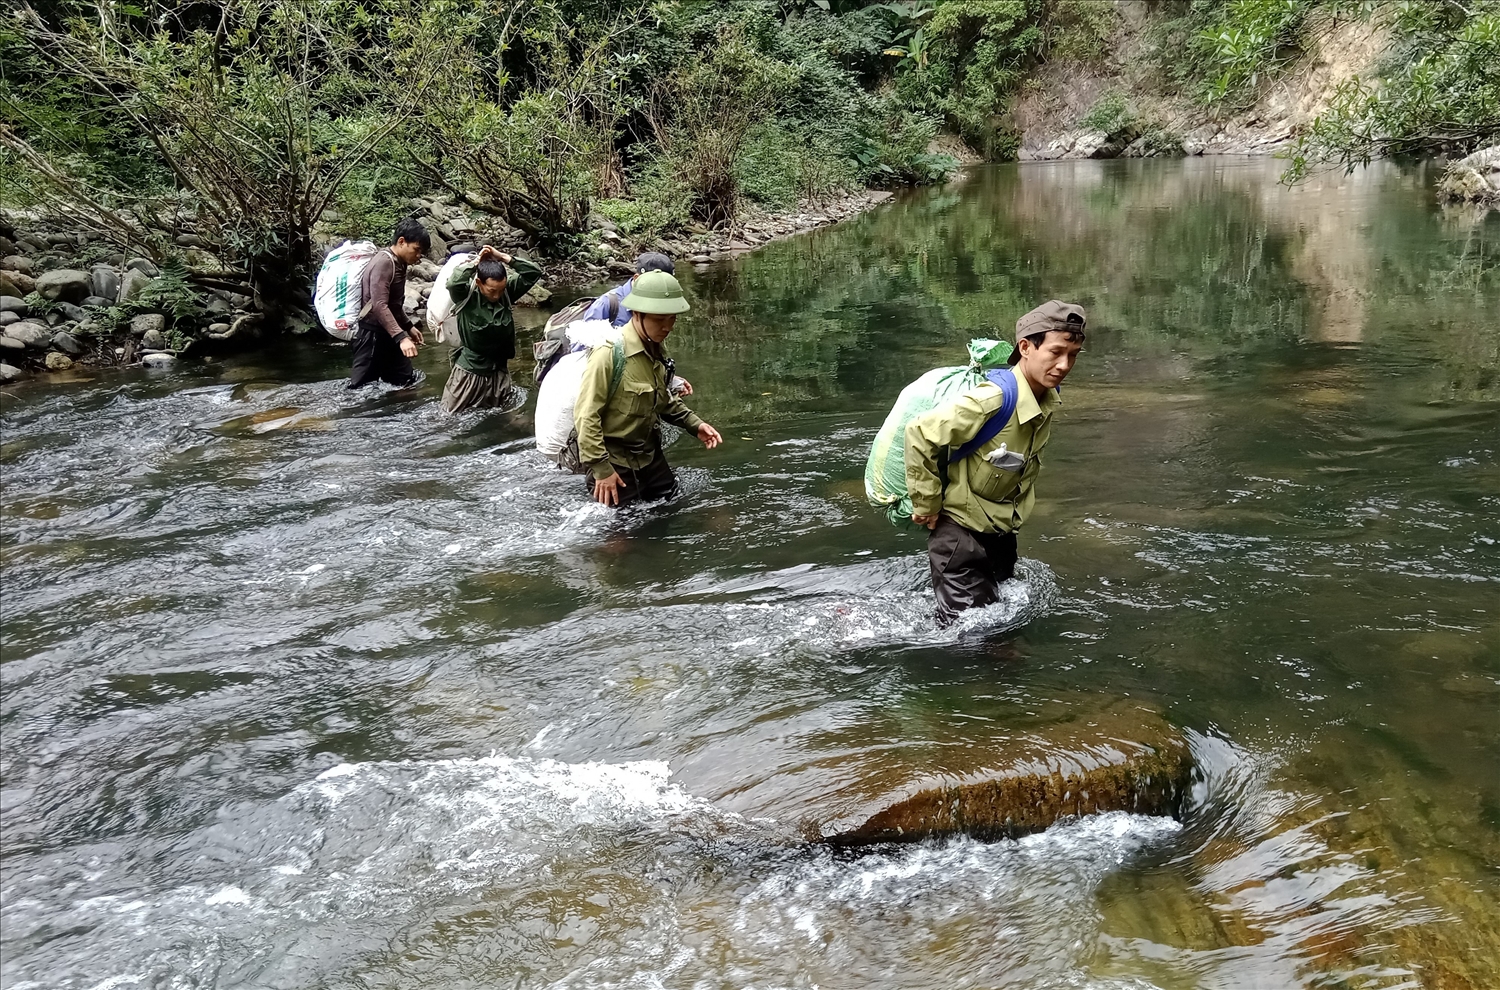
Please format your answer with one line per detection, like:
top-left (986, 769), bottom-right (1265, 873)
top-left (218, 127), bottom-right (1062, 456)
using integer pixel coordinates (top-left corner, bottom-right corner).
top-left (21, 291), bottom-right (56, 317)
top-left (1044, 0), bottom-right (1117, 62)
top-left (1286, 0), bottom-right (1500, 179)
top-left (1158, 0), bottom-right (1314, 109)
top-left (134, 258), bottom-right (204, 326)
top-left (4, 0), bottom-right (449, 320)
top-left (1080, 91), bottom-right (1132, 133)
top-left (334, 164), bottom-right (426, 244)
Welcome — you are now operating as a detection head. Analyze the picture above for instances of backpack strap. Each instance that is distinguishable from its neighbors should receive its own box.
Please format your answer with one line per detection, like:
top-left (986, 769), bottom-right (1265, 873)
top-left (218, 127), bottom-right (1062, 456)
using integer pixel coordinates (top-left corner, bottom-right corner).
top-left (606, 337), bottom-right (626, 400)
top-left (950, 368), bottom-right (1020, 463)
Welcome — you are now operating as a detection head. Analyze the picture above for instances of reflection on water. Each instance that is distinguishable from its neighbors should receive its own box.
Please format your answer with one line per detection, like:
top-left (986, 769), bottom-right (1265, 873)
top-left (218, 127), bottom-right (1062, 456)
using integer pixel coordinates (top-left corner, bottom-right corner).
top-left (2, 158), bottom-right (1497, 988)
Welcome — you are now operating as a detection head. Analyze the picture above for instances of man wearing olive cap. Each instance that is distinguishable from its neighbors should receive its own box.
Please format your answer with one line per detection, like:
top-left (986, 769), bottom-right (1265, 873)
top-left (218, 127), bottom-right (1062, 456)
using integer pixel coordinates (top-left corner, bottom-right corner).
top-left (574, 270), bottom-right (723, 506)
top-left (905, 300), bottom-right (1087, 624)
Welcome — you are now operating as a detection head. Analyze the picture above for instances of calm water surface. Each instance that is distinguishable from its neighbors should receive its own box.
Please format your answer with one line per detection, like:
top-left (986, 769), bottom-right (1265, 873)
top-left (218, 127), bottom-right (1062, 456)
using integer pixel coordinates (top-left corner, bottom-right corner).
top-left (2, 159), bottom-right (1498, 989)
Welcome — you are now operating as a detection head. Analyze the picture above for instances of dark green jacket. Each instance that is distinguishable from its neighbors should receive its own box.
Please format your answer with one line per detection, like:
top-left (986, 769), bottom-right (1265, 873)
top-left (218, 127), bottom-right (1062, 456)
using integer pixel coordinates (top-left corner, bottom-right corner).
top-left (446, 256), bottom-right (544, 375)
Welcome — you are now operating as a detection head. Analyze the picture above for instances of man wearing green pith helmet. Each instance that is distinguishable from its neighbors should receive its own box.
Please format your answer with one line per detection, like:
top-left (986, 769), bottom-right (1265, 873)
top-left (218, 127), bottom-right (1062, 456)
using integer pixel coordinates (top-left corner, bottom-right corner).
top-left (573, 270), bottom-right (723, 506)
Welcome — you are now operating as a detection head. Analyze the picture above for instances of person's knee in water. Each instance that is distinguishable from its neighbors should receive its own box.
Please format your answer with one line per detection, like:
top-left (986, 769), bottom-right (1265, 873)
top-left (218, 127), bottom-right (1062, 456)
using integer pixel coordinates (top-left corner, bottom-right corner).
top-left (905, 300), bottom-right (1086, 624)
top-left (439, 245), bottom-right (544, 414)
top-left (349, 217), bottom-right (429, 390)
top-left (571, 271), bottom-right (723, 508)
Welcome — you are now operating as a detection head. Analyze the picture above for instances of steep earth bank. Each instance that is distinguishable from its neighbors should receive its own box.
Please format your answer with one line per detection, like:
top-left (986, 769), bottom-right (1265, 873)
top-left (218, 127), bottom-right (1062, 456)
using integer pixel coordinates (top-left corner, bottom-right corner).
top-left (1013, 6), bottom-right (1391, 162)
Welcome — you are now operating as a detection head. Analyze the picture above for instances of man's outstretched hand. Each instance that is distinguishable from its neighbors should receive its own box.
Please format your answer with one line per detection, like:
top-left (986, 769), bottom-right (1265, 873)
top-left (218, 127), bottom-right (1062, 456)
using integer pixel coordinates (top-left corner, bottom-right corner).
top-left (594, 471), bottom-right (627, 505)
top-left (697, 424), bottom-right (722, 449)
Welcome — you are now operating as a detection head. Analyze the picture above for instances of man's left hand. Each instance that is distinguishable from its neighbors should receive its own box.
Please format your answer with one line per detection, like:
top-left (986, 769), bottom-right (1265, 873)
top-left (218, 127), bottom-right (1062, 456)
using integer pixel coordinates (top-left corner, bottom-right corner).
top-left (673, 377), bottom-right (694, 396)
top-left (697, 423), bottom-right (722, 449)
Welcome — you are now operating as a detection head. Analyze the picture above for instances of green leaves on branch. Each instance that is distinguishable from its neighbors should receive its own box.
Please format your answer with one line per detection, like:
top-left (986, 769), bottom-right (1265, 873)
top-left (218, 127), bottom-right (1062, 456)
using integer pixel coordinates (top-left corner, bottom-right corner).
top-left (5, 0), bottom-right (448, 317)
top-left (1285, 0), bottom-right (1500, 181)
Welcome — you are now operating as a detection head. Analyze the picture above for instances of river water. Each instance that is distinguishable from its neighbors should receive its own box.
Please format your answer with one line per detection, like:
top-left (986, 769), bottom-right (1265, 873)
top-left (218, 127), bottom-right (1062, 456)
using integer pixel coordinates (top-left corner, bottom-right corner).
top-left (2, 159), bottom-right (1497, 988)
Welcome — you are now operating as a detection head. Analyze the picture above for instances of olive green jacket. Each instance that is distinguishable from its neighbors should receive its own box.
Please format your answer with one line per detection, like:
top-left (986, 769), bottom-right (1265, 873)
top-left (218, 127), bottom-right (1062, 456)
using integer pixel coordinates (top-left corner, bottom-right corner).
top-left (574, 323), bottom-right (704, 480)
top-left (905, 368), bottom-right (1061, 534)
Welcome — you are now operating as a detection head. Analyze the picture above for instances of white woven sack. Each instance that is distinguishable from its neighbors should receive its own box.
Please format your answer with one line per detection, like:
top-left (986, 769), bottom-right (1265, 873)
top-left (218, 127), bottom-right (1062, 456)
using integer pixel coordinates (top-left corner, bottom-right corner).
top-left (534, 351), bottom-right (589, 460)
top-left (426, 251), bottom-right (478, 345)
top-left (533, 320), bottom-right (623, 464)
top-left (313, 240), bottom-right (379, 340)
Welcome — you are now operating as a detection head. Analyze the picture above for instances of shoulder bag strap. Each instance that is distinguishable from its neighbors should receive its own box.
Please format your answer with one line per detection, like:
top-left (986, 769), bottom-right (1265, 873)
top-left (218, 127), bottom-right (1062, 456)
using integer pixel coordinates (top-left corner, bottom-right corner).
top-left (950, 368), bottom-right (1020, 464)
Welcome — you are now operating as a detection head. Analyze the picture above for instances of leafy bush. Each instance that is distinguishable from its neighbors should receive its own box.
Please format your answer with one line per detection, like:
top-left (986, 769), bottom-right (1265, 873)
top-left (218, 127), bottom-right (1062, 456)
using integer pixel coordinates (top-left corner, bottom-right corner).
top-left (1158, 0), bottom-right (1314, 108)
top-left (1286, 0), bottom-right (1500, 178)
top-left (1080, 91), bottom-right (1132, 133)
top-left (135, 258), bottom-right (204, 326)
top-left (4, 0), bottom-right (448, 321)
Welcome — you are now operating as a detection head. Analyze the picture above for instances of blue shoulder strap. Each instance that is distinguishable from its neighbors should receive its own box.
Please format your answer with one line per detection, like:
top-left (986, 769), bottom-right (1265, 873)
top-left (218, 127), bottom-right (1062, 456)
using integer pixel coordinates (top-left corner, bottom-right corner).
top-left (950, 368), bottom-right (1019, 463)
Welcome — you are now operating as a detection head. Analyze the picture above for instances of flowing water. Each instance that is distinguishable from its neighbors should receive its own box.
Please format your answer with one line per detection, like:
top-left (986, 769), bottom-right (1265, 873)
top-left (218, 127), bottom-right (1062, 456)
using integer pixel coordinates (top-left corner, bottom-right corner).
top-left (2, 159), bottom-right (1497, 989)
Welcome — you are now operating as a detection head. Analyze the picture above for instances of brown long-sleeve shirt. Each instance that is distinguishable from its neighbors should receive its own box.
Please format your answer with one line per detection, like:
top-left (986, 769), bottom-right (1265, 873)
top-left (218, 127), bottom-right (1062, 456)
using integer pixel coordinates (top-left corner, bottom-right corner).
top-left (358, 249), bottom-right (413, 338)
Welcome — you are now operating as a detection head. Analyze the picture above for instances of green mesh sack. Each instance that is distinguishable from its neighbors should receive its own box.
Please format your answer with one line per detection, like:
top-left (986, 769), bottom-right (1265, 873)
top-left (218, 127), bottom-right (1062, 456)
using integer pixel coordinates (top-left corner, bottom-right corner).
top-left (864, 338), bottom-right (1014, 530)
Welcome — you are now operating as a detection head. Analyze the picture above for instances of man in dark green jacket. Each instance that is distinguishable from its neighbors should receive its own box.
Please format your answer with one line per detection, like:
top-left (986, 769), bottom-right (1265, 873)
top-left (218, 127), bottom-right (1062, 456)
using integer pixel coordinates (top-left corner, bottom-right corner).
top-left (573, 271), bottom-right (722, 506)
top-left (906, 300), bottom-right (1087, 625)
top-left (440, 245), bottom-right (544, 414)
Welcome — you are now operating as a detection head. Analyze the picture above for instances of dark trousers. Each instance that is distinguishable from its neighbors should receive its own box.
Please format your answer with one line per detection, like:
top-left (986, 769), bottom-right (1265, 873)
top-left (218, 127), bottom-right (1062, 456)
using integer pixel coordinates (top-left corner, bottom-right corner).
top-left (584, 447), bottom-right (678, 506)
top-left (927, 516), bottom-right (1019, 626)
top-left (348, 322), bottom-right (420, 389)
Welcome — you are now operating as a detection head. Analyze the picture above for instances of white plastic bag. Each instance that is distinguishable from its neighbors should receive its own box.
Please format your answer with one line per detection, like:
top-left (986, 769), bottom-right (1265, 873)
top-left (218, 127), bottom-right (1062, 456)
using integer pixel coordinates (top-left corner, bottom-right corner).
top-left (313, 240), bottom-right (379, 340)
top-left (425, 251), bottom-right (478, 345)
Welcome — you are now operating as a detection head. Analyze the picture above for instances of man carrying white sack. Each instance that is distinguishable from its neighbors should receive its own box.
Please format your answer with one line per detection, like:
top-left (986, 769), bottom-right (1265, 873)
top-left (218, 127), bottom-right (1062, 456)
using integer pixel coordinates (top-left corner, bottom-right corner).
top-left (573, 271), bottom-right (722, 506)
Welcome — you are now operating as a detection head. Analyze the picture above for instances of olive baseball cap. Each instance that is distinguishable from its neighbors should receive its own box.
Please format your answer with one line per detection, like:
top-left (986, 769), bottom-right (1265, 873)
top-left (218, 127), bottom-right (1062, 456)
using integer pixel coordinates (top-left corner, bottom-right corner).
top-left (622, 270), bottom-right (691, 315)
top-left (1008, 300), bottom-right (1087, 363)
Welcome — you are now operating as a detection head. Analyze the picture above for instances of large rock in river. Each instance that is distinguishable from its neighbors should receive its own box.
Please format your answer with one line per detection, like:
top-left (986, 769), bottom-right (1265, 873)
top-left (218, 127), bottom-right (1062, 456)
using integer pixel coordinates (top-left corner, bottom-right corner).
top-left (822, 729), bottom-right (1190, 846)
top-left (679, 691), bottom-right (1194, 847)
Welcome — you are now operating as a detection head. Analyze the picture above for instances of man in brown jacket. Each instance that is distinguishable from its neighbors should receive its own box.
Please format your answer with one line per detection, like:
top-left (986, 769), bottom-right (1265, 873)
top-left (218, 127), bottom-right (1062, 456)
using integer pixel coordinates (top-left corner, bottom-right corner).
top-left (349, 218), bottom-right (429, 390)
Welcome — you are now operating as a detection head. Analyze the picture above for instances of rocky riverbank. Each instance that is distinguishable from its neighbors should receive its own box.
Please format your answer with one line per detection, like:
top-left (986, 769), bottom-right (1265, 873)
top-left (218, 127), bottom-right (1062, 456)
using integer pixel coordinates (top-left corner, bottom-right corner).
top-left (0, 186), bottom-right (899, 385)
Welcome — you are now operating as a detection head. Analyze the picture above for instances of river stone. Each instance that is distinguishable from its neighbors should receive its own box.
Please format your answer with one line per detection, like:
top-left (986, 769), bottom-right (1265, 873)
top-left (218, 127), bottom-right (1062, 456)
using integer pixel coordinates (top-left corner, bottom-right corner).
top-left (2, 256), bottom-right (34, 274)
top-left (130, 313), bottom-right (165, 338)
top-left (118, 270), bottom-right (154, 304)
top-left (91, 266), bottom-right (119, 300)
top-left (44, 351), bottom-right (74, 371)
top-left (0, 295), bottom-right (26, 316)
top-left (0, 270), bottom-right (35, 297)
top-left (516, 283), bottom-right (551, 307)
top-left (206, 293), bottom-right (232, 317)
top-left (0, 334), bottom-right (23, 352)
top-left (0, 362), bottom-right (21, 382)
top-left (51, 330), bottom-right (85, 356)
top-left (141, 327), bottom-right (167, 350)
top-left (763, 698), bottom-right (1194, 848)
top-left (35, 269), bottom-right (92, 304)
top-left (82, 295), bottom-right (113, 309)
top-left (5, 321), bottom-right (49, 348)
top-left (125, 258), bottom-right (160, 277)
top-left (0, 311), bottom-right (17, 327)
top-left (54, 302), bottom-right (86, 323)
top-left (141, 352), bottom-right (176, 368)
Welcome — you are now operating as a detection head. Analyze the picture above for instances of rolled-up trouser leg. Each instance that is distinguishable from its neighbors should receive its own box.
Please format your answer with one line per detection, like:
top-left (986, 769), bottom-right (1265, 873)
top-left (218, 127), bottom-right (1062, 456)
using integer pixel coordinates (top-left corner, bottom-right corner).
top-left (928, 516), bottom-right (1019, 626)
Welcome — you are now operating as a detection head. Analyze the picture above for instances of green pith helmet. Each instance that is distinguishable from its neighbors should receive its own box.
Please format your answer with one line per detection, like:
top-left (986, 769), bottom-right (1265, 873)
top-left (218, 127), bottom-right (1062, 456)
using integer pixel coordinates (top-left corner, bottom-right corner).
top-left (622, 270), bottom-right (690, 315)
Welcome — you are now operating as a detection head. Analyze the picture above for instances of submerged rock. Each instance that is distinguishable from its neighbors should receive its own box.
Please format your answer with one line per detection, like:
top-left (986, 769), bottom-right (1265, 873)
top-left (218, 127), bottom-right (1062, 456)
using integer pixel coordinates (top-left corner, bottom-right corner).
top-left (804, 700), bottom-right (1193, 848)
